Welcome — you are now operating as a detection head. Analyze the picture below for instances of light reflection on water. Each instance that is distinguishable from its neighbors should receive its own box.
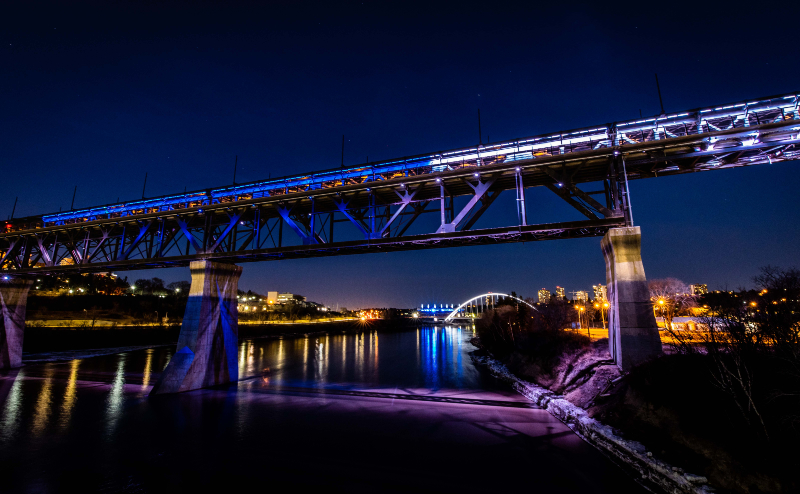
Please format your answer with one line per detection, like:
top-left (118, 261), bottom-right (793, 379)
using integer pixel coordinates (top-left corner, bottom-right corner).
top-left (105, 354), bottom-right (126, 436)
top-left (236, 325), bottom-right (478, 390)
top-left (31, 365), bottom-right (54, 436)
top-left (0, 325), bottom-right (485, 444)
top-left (0, 369), bottom-right (25, 442)
top-left (58, 359), bottom-right (80, 430)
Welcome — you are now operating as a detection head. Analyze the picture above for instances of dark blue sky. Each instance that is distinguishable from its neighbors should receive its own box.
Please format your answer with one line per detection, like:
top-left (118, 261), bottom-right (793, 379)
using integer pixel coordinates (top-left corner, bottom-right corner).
top-left (3, 1), bottom-right (799, 308)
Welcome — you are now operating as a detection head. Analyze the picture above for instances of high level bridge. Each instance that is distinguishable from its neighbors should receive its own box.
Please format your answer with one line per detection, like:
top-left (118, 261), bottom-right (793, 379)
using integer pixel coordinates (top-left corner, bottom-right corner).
top-left (1, 92), bottom-right (798, 393)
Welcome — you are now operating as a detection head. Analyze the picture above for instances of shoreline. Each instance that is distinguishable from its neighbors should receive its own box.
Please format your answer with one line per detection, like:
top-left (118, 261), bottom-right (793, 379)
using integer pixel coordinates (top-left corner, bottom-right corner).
top-left (469, 351), bottom-right (712, 494)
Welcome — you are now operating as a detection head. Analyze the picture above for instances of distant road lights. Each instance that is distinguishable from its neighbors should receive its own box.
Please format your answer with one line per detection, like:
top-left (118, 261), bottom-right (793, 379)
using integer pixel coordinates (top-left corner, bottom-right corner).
top-left (603, 302), bottom-right (609, 309)
top-left (557, 182), bottom-right (563, 187)
top-left (750, 302), bottom-right (757, 307)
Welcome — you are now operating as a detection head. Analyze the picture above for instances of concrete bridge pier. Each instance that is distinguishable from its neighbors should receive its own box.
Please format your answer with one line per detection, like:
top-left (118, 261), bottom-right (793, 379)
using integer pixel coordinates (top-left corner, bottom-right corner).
top-left (601, 227), bottom-right (662, 371)
top-left (150, 260), bottom-right (242, 394)
top-left (0, 278), bottom-right (33, 369)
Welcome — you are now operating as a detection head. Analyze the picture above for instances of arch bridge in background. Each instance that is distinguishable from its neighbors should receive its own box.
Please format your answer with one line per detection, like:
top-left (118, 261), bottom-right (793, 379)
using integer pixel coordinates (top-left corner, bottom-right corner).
top-left (444, 293), bottom-right (538, 322)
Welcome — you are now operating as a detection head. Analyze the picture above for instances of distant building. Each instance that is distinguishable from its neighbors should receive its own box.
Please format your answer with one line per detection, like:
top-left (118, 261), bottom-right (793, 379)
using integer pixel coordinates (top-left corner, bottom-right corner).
top-left (538, 289), bottom-right (551, 304)
top-left (690, 284), bottom-right (708, 296)
top-left (267, 291), bottom-right (278, 304)
top-left (555, 286), bottom-right (565, 300)
top-left (592, 284), bottom-right (607, 301)
top-left (574, 291), bottom-right (589, 304)
top-left (277, 293), bottom-right (306, 304)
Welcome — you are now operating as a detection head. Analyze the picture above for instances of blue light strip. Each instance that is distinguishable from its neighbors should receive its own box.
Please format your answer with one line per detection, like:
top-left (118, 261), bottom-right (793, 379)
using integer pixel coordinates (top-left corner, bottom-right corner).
top-left (40, 92), bottom-right (799, 226)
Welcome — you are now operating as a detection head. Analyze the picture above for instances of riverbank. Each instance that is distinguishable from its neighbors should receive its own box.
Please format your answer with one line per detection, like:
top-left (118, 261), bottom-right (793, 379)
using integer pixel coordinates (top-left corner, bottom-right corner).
top-left (470, 331), bottom-right (798, 493)
top-left (470, 348), bottom-right (712, 494)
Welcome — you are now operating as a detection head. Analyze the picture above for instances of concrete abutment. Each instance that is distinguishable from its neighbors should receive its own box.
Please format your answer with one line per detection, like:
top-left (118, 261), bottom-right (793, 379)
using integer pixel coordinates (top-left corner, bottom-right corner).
top-left (0, 278), bottom-right (33, 369)
top-left (601, 227), bottom-right (662, 370)
top-left (150, 260), bottom-right (242, 394)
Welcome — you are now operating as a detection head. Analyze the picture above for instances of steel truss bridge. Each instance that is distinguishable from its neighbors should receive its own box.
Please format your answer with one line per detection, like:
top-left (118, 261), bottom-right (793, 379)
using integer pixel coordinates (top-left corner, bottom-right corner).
top-left (2, 92), bottom-right (799, 275)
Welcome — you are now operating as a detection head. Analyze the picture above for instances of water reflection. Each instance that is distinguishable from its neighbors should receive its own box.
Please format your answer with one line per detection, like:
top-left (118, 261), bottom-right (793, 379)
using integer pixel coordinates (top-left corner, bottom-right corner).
top-left (59, 359), bottom-right (81, 429)
top-left (32, 364), bottom-right (55, 436)
top-left (1, 370), bottom-right (25, 441)
top-left (0, 325), bottom-right (484, 445)
top-left (231, 325), bottom-right (477, 390)
top-left (141, 349), bottom-right (153, 389)
top-left (105, 354), bottom-right (126, 436)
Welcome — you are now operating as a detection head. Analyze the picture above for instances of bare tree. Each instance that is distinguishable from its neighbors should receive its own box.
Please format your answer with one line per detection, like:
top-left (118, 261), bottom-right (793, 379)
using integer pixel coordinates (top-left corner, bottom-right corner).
top-left (648, 277), bottom-right (696, 330)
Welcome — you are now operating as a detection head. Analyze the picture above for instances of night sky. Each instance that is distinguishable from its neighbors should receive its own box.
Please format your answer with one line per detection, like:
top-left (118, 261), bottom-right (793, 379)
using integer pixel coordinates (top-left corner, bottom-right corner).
top-left (3, 1), bottom-right (799, 309)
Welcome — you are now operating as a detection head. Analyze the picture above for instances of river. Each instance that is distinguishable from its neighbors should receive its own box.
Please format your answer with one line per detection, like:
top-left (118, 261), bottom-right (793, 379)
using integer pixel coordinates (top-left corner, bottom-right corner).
top-left (0, 325), bottom-right (645, 493)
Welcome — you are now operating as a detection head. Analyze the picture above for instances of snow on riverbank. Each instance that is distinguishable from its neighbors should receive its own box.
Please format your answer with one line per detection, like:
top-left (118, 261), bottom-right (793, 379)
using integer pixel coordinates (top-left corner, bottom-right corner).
top-left (472, 353), bottom-right (714, 494)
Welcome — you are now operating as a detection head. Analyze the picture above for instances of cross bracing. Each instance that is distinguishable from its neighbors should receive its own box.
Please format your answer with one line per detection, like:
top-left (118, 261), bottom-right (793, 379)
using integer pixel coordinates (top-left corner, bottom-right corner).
top-left (2, 92), bottom-right (799, 274)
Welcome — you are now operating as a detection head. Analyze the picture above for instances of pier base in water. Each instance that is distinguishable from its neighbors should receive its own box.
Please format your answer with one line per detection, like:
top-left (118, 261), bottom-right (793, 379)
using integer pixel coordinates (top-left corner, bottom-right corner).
top-left (0, 278), bottom-right (33, 369)
top-left (150, 260), bottom-right (242, 394)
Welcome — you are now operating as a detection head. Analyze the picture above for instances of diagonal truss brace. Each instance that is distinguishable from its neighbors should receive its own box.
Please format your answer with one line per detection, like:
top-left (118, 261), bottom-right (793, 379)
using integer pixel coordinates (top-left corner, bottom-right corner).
top-left (437, 177), bottom-right (496, 233)
top-left (276, 202), bottom-right (319, 245)
top-left (543, 167), bottom-right (615, 220)
top-left (119, 221), bottom-right (153, 260)
top-left (378, 188), bottom-right (418, 237)
top-left (333, 197), bottom-right (372, 239)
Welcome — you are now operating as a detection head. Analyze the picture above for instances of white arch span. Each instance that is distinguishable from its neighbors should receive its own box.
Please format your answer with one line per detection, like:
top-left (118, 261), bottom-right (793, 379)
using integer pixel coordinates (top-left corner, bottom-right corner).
top-left (444, 293), bottom-right (538, 322)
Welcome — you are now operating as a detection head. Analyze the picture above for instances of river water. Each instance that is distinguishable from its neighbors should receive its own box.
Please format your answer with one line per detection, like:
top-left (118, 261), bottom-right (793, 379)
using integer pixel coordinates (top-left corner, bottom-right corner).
top-left (0, 326), bottom-right (645, 493)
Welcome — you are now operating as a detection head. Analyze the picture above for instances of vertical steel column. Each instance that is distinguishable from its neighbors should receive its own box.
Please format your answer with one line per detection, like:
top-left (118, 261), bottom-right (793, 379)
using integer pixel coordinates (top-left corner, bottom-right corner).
top-left (251, 207), bottom-right (261, 250)
top-left (156, 219), bottom-right (165, 258)
top-left (439, 182), bottom-right (446, 229)
top-left (619, 156), bottom-right (634, 227)
top-left (328, 212), bottom-right (334, 243)
top-left (369, 191), bottom-right (376, 236)
top-left (309, 197), bottom-right (316, 240)
top-left (515, 170), bottom-right (527, 226)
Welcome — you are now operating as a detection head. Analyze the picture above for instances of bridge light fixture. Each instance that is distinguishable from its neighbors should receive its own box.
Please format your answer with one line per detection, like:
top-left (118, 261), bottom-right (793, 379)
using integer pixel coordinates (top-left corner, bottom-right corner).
top-left (435, 178), bottom-right (441, 183)
top-left (515, 167), bottom-right (520, 172)
top-left (473, 172), bottom-right (479, 177)
top-left (557, 182), bottom-right (563, 187)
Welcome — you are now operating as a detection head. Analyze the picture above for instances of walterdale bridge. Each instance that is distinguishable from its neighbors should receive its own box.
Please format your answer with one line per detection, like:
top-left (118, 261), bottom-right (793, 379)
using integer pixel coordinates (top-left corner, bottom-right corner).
top-left (2, 92), bottom-right (799, 394)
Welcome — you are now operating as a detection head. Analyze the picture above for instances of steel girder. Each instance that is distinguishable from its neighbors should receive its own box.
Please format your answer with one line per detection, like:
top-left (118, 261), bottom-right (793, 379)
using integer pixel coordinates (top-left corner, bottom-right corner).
top-left (2, 102), bottom-right (799, 275)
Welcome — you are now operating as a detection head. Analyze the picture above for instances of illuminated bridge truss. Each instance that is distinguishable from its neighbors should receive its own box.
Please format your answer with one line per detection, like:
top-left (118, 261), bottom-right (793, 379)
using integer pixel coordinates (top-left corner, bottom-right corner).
top-left (443, 293), bottom-right (538, 322)
top-left (2, 92), bottom-right (799, 275)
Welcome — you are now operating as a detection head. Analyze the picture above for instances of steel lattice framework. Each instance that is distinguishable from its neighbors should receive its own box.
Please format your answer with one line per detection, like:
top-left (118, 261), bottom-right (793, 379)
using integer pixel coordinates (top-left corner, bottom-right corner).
top-left (2, 92), bottom-right (799, 275)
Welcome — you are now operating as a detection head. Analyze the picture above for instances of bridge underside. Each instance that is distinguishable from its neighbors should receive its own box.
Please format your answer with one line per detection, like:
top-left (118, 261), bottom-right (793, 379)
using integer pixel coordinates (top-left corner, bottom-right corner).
top-left (4, 219), bottom-right (621, 275)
